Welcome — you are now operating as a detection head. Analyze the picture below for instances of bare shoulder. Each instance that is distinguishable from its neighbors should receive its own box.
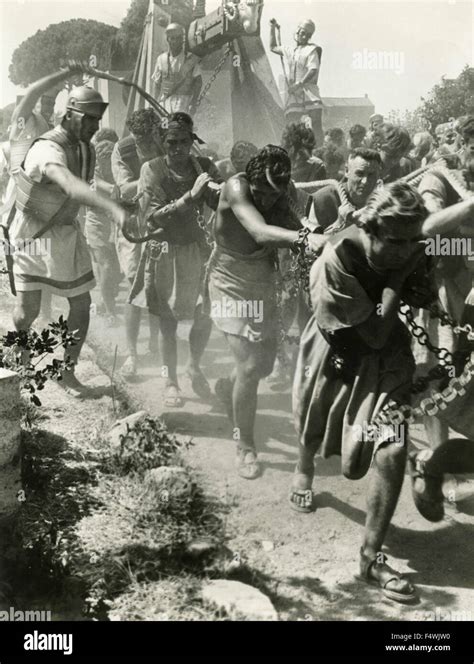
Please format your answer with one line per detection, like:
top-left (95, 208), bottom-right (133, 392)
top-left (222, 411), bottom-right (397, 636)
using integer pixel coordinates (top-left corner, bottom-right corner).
top-left (225, 174), bottom-right (251, 203)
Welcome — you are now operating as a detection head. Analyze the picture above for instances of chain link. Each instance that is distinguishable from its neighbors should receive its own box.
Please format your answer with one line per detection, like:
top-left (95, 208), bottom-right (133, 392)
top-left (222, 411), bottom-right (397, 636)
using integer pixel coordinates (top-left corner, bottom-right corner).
top-left (193, 45), bottom-right (233, 113)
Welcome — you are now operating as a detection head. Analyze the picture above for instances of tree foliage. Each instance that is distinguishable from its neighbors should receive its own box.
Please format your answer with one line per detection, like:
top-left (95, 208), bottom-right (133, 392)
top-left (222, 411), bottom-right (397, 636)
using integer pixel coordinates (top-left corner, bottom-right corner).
top-left (9, 19), bottom-right (117, 87)
top-left (418, 66), bottom-right (474, 130)
top-left (112, 0), bottom-right (149, 70)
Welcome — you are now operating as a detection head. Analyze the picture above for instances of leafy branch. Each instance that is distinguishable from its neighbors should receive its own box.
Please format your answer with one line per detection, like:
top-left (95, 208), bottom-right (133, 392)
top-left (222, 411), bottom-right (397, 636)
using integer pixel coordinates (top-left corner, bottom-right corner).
top-left (0, 316), bottom-right (78, 406)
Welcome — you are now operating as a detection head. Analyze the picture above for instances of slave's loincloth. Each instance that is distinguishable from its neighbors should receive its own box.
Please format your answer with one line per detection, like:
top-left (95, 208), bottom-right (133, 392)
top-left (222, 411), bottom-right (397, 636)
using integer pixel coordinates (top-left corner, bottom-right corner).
top-left (128, 240), bottom-right (206, 321)
top-left (208, 244), bottom-right (278, 342)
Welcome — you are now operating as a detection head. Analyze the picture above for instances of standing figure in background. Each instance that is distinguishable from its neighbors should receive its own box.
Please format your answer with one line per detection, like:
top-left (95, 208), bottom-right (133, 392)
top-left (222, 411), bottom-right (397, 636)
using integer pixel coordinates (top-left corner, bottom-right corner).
top-left (410, 131), bottom-right (434, 169)
top-left (270, 18), bottom-right (323, 145)
top-left (112, 109), bottom-right (163, 377)
top-left (152, 23), bottom-right (203, 116)
top-left (378, 124), bottom-right (413, 183)
top-left (85, 139), bottom-right (122, 326)
top-left (348, 124), bottom-right (367, 151)
top-left (364, 114), bottom-right (385, 150)
top-left (281, 122), bottom-right (326, 183)
top-left (216, 141), bottom-right (259, 181)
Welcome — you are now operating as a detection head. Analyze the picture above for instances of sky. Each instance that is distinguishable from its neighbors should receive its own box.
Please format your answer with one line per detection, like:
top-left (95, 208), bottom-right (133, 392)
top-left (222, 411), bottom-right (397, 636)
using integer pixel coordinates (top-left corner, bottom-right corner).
top-left (0, 0), bottom-right (473, 114)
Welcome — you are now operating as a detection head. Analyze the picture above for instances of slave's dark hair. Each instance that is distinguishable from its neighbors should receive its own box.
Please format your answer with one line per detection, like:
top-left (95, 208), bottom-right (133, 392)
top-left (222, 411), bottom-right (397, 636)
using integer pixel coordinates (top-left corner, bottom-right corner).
top-left (281, 122), bottom-right (316, 154)
top-left (245, 145), bottom-right (291, 186)
top-left (359, 181), bottom-right (428, 237)
top-left (348, 147), bottom-right (382, 166)
top-left (230, 141), bottom-right (259, 169)
top-left (327, 127), bottom-right (345, 146)
top-left (92, 128), bottom-right (119, 145)
top-left (126, 109), bottom-right (162, 139)
top-left (349, 124), bottom-right (366, 140)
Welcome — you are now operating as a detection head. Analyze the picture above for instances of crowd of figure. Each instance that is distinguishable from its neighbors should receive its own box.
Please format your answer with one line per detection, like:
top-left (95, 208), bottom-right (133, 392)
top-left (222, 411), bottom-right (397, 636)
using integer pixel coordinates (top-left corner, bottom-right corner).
top-left (1, 21), bottom-right (474, 607)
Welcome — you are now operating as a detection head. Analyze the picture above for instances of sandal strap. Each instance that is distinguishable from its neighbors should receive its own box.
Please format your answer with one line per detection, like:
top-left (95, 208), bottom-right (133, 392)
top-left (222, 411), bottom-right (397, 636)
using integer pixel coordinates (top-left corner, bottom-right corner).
top-left (360, 549), bottom-right (411, 590)
top-left (359, 549), bottom-right (387, 579)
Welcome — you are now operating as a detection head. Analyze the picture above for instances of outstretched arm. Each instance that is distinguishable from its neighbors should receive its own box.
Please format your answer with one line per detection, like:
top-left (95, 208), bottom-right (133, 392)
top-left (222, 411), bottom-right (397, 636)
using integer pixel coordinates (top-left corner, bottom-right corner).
top-left (9, 63), bottom-right (84, 141)
top-left (422, 198), bottom-right (474, 238)
top-left (45, 163), bottom-right (127, 230)
top-left (269, 19), bottom-right (284, 56)
top-left (226, 177), bottom-right (325, 252)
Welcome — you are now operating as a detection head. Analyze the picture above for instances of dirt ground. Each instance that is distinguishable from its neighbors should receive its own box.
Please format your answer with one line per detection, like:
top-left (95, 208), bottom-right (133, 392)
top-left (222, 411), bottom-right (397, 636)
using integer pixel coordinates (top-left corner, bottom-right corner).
top-left (2, 281), bottom-right (473, 621)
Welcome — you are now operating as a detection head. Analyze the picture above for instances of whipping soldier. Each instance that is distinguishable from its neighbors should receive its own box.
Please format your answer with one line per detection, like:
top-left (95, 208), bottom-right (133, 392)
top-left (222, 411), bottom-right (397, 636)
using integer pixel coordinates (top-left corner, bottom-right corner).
top-left (9, 86), bottom-right (127, 396)
top-left (270, 18), bottom-right (323, 144)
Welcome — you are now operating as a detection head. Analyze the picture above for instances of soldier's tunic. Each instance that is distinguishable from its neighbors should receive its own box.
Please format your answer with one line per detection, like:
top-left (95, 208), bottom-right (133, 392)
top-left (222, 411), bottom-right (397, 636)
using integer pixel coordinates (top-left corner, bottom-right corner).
top-left (282, 44), bottom-right (322, 115)
top-left (2, 113), bottom-right (50, 225)
top-left (9, 126), bottom-right (95, 297)
top-left (152, 51), bottom-right (201, 114)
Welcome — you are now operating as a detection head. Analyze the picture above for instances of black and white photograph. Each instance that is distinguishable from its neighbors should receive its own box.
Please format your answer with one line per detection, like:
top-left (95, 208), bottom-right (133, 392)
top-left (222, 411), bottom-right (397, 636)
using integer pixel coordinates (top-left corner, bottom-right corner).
top-left (0, 0), bottom-right (473, 658)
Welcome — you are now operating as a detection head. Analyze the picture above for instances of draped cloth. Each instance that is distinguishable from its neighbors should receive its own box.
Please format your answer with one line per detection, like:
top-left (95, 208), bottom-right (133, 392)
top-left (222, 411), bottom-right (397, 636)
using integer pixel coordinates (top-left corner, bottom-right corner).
top-left (293, 235), bottom-right (416, 479)
top-left (208, 244), bottom-right (278, 343)
top-left (129, 241), bottom-right (206, 321)
top-left (9, 138), bottom-right (95, 297)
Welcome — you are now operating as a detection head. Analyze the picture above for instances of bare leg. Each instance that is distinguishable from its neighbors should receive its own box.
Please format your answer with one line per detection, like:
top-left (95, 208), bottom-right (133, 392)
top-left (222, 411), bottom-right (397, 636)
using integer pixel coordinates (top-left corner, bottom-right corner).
top-left (121, 303), bottom-right (142, 377)
top-left (13, 290), bottom-right (42, 330)
top-left (65, 292), bottom-right (91, 367)
top-left (224, 333), bottom-right (277, 477)
top-left (423, 415), bottom-right (449, 451)
top-left (125, 304), bottom-right (141, 358)
top-left (159, 314), bottom-right (179, 386)
top-left (97, 248), bottom-right (119, 317)
top-left (361, 439), bottom-right (413, 596)
top-left (187, 305), bottom-right (212, 372)
top-left (148, 312), bottom-right (160, 354)
top-left (58, 292), bottom-right (91, 392)
top-left (40, 290), bottom-right (53, 321)
top-left (186, 304), bottom-right (212, 397)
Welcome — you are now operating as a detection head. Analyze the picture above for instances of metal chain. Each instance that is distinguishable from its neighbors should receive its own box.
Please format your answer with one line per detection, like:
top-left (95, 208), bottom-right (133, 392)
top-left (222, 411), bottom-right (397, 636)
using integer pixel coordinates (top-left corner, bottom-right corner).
top-left (399, 303), bottom-right (455, 369)
top-left (193, 45), bottom-right (233, 113)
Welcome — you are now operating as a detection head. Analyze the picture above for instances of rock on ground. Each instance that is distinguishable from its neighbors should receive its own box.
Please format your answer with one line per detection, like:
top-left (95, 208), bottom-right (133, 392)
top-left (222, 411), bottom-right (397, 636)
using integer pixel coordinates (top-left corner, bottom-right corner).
top-left (202, 580), bottom-right (278, 621)
top-left (106, 411), bottom-right (149, 452)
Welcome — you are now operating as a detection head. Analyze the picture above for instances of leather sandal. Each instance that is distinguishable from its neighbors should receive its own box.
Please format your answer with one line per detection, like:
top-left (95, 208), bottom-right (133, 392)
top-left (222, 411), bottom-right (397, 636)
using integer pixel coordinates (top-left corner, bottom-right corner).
top-left (236, 448), bottom-right (260, 480)
top-left (289, 466), bottom-right (314, 513)
top-left (358, 549), bottom-right (417, 604)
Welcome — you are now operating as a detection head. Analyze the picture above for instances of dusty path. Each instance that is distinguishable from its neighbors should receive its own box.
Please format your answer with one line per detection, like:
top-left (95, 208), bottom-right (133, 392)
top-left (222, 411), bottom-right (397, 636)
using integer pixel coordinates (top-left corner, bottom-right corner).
top-left (2, 282), bottom-right (473, 621)
top-left (84, 289), bottom-right (474, 622)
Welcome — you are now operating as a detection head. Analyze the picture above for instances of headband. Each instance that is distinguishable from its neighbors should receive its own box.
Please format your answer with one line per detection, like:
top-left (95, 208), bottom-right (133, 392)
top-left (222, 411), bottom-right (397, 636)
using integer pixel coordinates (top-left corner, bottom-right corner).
top-left (164, 120), bottom-right (205, 144)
